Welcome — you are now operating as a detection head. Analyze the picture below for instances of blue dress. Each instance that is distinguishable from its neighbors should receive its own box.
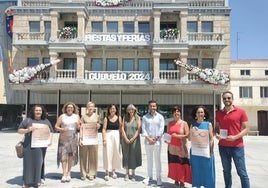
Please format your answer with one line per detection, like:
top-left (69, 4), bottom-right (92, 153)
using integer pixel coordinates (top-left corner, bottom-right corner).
top-left (190, 121), bottom-right (215, 188)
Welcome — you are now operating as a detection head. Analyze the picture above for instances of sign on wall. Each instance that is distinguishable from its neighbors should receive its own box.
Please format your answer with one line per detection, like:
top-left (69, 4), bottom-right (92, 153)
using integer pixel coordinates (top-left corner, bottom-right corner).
top-left (87, 72), bottom-right (151, 81)
top-left (85, 34), bottom-right (151, 42)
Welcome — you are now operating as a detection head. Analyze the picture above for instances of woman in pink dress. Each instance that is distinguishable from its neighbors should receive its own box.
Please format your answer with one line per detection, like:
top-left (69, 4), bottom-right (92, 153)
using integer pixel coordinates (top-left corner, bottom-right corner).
top-left (167, 106), bottom-right (192, 188)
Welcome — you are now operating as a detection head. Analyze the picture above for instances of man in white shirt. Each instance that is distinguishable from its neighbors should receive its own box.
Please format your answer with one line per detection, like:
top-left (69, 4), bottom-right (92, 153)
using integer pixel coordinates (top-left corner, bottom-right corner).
top-left (142, 100), bottom-right (165, 186)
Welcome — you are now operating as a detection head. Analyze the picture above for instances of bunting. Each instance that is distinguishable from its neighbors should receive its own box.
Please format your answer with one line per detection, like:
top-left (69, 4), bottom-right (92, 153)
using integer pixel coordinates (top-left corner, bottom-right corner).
top-left (5, 8), bottom-right (14, 38)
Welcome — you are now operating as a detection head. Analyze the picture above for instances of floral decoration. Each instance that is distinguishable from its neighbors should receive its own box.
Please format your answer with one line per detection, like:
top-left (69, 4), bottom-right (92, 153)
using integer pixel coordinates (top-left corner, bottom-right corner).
top-left (174, 59), bottom-right (230, 85)
top-left (59, 27), bottom-right (77, 39)
top-left (160, 28), bottom-right (179, 40)
top-left (95, 0), bottom-right (130, 6)
top-left (9, 59), bottom-right (61, 84)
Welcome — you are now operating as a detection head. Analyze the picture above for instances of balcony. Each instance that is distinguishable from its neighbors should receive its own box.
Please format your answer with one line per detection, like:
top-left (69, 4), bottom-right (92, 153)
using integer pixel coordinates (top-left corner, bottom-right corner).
top-left (188, 32), bottom-right (225, 48)
top-left (34, 69), bottom-right (209, 86)
top-left (13, 32), bottom-right (50, 48)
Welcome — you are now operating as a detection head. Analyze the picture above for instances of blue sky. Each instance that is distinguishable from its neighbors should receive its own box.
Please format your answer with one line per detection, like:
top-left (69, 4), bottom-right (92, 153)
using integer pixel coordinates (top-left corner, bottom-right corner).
top-left (229, 0), bottom-right (268, 59)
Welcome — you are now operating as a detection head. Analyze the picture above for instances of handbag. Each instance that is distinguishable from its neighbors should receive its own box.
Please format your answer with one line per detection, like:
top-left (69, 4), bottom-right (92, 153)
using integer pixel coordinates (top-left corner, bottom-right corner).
top-left (15, 137), bottom-right (24, 158)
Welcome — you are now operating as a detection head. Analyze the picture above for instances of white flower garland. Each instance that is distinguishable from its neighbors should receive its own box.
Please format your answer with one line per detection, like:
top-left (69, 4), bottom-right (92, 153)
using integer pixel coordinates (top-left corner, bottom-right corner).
top-left (9, 59), bottom-right (61, 84)
top-left (174, 59), bottom-right (230, 85)
top-left (59, 27), bottom-right (77, 39)
top-left (95, 0), bottom-right (130, 6)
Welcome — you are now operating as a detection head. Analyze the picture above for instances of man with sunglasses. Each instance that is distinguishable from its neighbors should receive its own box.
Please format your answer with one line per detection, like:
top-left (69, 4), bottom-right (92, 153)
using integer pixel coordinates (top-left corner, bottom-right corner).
top-left (215, 91), bottom-right (250, 188)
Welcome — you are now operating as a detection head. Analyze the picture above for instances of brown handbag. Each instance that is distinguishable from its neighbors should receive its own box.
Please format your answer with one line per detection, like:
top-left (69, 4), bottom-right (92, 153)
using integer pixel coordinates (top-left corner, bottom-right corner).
top-left (15, 139), bottom-right (24, 158)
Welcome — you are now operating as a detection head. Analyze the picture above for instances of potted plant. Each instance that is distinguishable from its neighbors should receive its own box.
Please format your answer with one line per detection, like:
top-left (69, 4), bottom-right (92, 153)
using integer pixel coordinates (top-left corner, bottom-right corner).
top-left (160, 28), bottom-right (179, 39)
top-left (59, 26), bottom-right (77, 39)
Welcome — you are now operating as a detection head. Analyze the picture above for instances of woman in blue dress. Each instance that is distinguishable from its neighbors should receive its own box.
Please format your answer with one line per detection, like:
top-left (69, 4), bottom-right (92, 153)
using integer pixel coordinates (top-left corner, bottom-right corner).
top-left (189, 106), bottom-right (215, 188)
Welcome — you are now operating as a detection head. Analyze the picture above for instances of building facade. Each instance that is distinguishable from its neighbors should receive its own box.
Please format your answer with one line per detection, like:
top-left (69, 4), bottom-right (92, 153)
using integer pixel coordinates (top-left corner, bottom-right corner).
top-left (8, 0), bottom-right (231, 126)
top-left (230, 59), bottom-right (268, 135)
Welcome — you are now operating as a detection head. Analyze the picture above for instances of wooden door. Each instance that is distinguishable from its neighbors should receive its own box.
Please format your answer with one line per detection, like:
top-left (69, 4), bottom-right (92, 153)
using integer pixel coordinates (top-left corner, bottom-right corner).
top-left (258, 111), bottom-right (268, 135)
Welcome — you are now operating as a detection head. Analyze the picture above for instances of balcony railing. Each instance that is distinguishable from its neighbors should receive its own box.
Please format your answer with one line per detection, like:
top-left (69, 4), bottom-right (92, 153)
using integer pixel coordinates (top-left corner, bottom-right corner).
top-left (188, 32), bottom-right (224, 45)
top-left (34, 69), bottom-right (221, 87)
top-left (56, 69), bottom-right (77, 79)
top-left (13, 31), bottom-right (225, 47)
top-left (188, 0), bottom-right (226, 7)
top-left (159, 70), bottom-right (180, 80)
top-left (15, 32), bottom-right (50, 41)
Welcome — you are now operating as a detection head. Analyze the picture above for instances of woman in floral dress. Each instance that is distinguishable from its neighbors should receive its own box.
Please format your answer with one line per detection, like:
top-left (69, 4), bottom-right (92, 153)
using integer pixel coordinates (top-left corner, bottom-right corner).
top-left (55, 102), bottom-right (81, 183)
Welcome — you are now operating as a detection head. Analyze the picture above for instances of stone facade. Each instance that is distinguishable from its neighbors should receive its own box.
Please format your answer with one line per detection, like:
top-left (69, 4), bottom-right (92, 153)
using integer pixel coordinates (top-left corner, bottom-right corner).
top-left (7, 0), bottom-right (232, 125)
top-left (230, 59), bottom-right (268, 135)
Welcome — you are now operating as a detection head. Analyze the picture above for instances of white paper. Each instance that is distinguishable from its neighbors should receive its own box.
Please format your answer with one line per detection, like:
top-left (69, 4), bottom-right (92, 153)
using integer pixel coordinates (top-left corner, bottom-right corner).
top-left (31, 123), bottom-right (50, 148)
top-left (220, 129), bottom-right (228, 139)
top-left (163, 133), bottom-right (171, 143)
top-left (191, 128), bottom-right (210, 158)
top-left (81, 123), bottom-right (98, 145)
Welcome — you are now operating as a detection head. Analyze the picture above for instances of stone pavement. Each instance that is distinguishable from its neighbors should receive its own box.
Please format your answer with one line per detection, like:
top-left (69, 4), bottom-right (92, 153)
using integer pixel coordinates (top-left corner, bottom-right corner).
top-left (1, 131), bottom-right (268, 188)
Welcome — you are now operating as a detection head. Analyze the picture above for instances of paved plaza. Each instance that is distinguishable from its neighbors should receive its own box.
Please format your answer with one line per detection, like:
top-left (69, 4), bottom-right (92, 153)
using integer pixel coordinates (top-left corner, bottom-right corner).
top-left (0, 131), bottom-right (268, 188)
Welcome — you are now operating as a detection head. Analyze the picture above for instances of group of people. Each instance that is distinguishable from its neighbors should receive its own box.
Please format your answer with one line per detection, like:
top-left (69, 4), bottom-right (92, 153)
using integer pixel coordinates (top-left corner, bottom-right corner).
top-left (18, 91), bottom-right (251, 188)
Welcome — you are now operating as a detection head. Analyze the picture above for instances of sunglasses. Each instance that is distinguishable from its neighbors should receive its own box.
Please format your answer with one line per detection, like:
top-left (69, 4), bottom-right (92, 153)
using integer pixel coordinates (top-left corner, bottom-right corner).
top-left (223, 97), bottom-right (232, 101)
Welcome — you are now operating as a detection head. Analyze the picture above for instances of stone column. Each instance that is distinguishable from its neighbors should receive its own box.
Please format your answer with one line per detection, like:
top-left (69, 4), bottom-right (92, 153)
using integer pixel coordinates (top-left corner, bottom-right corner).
top-left (179, 52), bottom-right (188, 78)
top-left (153, 11), bottom-right (161, 40)
top-left (180, 10), bottom-right (188, 42)
top-left (76, 51), bottom-right (86, 79)
top-left (152, 51), bottom-right (161, 81)
top-left (77, 11), bottom-right (85, 38)
top-left (49, 52), bottom-right (59, 78)
top-left (50, 11), bottom-right (59, 39)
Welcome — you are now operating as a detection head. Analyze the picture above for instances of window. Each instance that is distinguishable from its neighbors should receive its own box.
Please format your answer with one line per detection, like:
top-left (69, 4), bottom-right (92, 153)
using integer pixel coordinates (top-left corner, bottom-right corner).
top-left (44, 21), bottom-right (51, 33)
top-left (43, 58), bottom-right (50, 64)
top-left (160, 59), bottom-right (175, 70)
top-left (92, 22), bottom-right (103, 32)
top-left (29, 21), bottom-right (40, 32)
top-left (187, 58), bottom-right (198, 67)
top-left (138, 22), bottom-right (150, 33)
top-left (239, 87), bottom-right (252, 98)
top-left (138, 59), bottom-right (150, 71)
top-left (106, 59), bottom-right (118, 71)
top-left (123, 22), bottom-right (134, 33)
top-left (202, 59), bottom-right (213, 68)
top-left (240, 70), bottom-right (250, 76)
top-left (42, 58), bottom-right (50, 70)
top-left (122, 59), bottom-right (134, 71)
top-left (91, 58), bottom-right (102, 71)
top-left (63, 58), bottom-right (76, 70)
top-left (27, 58), bottom-right (39, 66)
top-left (107, 22), bottom-right (118, 33)
top-left (44, 21), bottom-right (51, 40)
top-left (64, 22), bottom-right (77, 28)
top-left (201, 21), bottom-right (213, 32)
top-left (160, 22), bottom-right (177, 30)
top-left (260, 87), bottom-right (268, 98)
top-left (265, 70), bottom-right (268, 75)
top-left (187, 21), bottom-right (197, 32)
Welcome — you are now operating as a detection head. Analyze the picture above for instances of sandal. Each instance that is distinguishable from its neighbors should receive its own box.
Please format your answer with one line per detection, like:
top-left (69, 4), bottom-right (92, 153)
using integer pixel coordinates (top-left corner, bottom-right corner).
top-left (104, 175), bottom-right (109, 181)
top-left (89, 176), bottom-right (94, 181)
top-left (124, 174), bottom-right (129, 181)
top-left (131, 175), bottom-right (136, 181)
top-left (112, 173), bottom-right (117, 179)
top-left (66, 176), bottom-right (71, 182)
top-left (61, 176), bottom-right (67, 183)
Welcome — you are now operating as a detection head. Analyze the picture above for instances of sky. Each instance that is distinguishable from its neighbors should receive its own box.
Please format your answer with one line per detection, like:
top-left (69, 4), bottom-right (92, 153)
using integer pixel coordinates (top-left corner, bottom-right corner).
top-left (229, 0), bottom-right (268, 59)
